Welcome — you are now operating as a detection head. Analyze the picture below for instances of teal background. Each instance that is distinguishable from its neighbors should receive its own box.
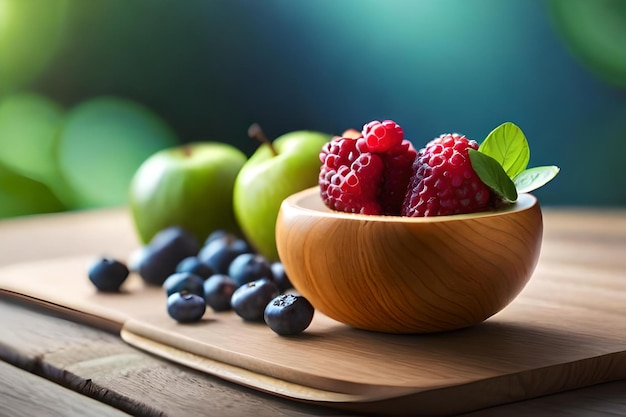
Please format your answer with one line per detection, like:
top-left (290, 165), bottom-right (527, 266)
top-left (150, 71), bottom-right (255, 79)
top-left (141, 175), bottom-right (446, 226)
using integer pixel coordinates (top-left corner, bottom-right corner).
top-left (2, 0), bottom-right (626, 211)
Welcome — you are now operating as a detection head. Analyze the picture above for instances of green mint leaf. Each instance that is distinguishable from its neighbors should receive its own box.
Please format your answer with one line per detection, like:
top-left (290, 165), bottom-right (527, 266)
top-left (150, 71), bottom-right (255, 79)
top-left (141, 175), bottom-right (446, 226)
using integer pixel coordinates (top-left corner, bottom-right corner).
top-left (468, 149), bottom-right (518, 202)
top-left (478, 122), bottom-right (530, 179)
top-left (514, 166), bottom-right (560, 193)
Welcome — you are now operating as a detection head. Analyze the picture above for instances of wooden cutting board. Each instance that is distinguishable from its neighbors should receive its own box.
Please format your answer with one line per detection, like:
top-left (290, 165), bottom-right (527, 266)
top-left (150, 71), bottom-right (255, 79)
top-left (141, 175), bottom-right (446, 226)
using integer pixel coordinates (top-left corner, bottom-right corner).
top-left (1, 210), bottom-right (625, 416)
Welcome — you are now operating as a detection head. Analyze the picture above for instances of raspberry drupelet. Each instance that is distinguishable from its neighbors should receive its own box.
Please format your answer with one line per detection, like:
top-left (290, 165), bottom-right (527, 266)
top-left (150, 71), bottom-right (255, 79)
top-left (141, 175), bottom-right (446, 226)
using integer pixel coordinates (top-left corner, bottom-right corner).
top-left (402, 133), bottom-right (495, 217)
top-left (319, 120), bottom-right (417, 215)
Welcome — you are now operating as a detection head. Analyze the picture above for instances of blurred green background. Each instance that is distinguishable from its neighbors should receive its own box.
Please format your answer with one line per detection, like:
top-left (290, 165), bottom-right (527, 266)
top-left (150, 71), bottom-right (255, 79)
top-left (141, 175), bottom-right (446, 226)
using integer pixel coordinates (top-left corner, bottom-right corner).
top-left (1, 0), bottom-right (625, 219)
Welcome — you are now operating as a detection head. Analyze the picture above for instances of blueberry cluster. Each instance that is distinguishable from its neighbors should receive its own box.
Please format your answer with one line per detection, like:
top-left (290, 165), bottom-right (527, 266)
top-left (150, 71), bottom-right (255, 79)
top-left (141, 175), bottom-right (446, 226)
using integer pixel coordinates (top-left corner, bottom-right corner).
top-left (87, 226), bottom-right (315, 336)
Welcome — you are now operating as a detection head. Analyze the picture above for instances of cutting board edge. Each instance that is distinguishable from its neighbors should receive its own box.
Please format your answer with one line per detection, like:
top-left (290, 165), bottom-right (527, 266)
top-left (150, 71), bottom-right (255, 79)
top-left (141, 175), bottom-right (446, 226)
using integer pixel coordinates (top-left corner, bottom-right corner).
top-left (0, 290), bottom-right (123, 334)
top-left (120, 325), bottom-right (626, 416)
top-left (120, 327), bottom-right (387, 402)
top-left (3, 255), bottom-right (626, 415)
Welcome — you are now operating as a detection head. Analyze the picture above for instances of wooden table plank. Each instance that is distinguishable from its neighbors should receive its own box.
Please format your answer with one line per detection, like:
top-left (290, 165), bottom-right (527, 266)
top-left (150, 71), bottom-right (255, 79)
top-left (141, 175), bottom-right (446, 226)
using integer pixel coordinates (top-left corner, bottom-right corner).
top-left (0, 299), bottom-right (352, 417)
top-left (2, 298), bottom-right (626, 417)
top-left (462, 381), bottom-right (626, 417)
top-left (1, 207), bottom-right (625, 416)
top-left (0, 360), bottom-right (130, 417)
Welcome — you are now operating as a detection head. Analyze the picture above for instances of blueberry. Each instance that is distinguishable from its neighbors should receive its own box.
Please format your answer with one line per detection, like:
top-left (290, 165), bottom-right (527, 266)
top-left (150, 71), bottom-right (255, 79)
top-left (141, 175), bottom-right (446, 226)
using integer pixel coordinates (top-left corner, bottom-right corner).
top-left (228, 253), bottom-right (273, 287)
top-left (175, 256), bottom-right (214, 279)
top-left (264, 294), bottom-right (315, 336)
top-left (197, 237), bottom-right (250, 274)
top-left (203, 274), bottom-right (237, 312)
top-left (137, 226), bottom-right (199, 286)
top-left (166, 292), bottom-right (206, 323)
top-left (162, 272), bottom-right (205, 298)
top-left (230, 279), bottom-right (279, 322)
top-left (87, 257), bottom-right (129, 292)
top-left (204, 230), bottom-right (254, 252)
top-left (270, 262), bottom-right (292, 293)
top-left (204, 229), bottom-right (235, 246)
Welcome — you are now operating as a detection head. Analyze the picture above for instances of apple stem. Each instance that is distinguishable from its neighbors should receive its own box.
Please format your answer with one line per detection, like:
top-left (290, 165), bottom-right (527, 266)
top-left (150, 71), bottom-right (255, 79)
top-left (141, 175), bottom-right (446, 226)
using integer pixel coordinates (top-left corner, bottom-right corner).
top-left (248, 123), bottom-right (278, 156)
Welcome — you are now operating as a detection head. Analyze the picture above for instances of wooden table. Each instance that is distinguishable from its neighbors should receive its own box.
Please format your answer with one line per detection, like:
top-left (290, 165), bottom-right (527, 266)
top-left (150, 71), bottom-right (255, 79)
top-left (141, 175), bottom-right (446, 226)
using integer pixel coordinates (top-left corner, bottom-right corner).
top-left (1, 207), bottom-right (625, 416)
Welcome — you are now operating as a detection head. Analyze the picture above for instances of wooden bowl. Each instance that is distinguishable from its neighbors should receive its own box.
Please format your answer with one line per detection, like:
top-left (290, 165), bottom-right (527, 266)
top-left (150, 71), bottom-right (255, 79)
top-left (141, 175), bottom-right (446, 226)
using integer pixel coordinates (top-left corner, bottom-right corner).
top-left (276, 187), bottom-right (543, 334)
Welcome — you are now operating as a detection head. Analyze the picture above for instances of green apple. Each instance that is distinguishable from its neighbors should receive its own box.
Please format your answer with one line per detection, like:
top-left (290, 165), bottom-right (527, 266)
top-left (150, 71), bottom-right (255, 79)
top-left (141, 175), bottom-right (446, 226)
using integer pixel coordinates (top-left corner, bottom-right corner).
top-left (0, 163), bottom-right (66, 219)
top-left (233, 127), bottom-right (332, 261)
top-left (56, 96), bottom-right (179, 209)
top-left (129, 142), bottom-right (247, 245)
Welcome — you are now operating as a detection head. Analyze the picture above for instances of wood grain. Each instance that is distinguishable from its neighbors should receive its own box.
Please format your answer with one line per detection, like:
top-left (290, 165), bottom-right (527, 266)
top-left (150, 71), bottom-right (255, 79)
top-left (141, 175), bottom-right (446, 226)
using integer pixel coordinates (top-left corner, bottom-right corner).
top-left (1, 253), bottom-right (625, 415)
top-left (0, 206), bottom-right (625, 416)
top-left (0, 300), bottom-right (349, 417)
top-left (0, 359), bottom-right (130, 417)
top-left (276, 188), bottom-right (543, 333)
top-left (461, 380), bottom-right (626, 417)
top-left (2, 298), bottom-right (625, 417)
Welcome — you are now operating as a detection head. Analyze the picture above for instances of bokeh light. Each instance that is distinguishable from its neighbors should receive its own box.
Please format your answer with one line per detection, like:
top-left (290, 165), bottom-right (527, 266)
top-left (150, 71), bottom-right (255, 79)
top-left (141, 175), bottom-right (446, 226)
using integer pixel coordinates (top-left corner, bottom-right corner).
top-left (0, 0), bottom-right (625, 218)
top-left (0, 0), bottom-right (69, 93)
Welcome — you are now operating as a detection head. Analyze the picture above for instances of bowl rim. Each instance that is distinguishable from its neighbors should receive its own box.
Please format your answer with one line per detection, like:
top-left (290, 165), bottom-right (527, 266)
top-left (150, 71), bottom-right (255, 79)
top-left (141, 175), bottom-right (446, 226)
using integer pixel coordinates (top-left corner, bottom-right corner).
top-left (282, 186), bottom-right (539, 224)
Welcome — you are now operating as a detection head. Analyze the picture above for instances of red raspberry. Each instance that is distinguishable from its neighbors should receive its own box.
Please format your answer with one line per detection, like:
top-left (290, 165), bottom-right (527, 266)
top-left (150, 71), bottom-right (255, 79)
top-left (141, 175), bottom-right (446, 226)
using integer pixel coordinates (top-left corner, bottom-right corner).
top-left (319, 137), bottom-right (384, 215)
top-left (401, 133), bottom-right (494, 217)
top-left (319, 120), bottom-right (416, 215)
top-left (379, 139), bottom-right (418, 215)
top-left (361, 120), bottom-right (404, 152)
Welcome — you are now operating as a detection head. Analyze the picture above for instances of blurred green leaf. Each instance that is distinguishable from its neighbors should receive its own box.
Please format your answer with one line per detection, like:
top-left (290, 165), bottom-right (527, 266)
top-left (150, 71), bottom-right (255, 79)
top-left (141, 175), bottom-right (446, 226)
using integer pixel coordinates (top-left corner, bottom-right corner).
top-left (550, 0), bottom-right (626, 88)
top-left (0, 0), bottom-right (70, 93)
top-left (0, 163), bottom-right (66, 219)
top-left (56, 96), bottom-right (179, 209)
top-left (0, 92), bottom-right (65, 184)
